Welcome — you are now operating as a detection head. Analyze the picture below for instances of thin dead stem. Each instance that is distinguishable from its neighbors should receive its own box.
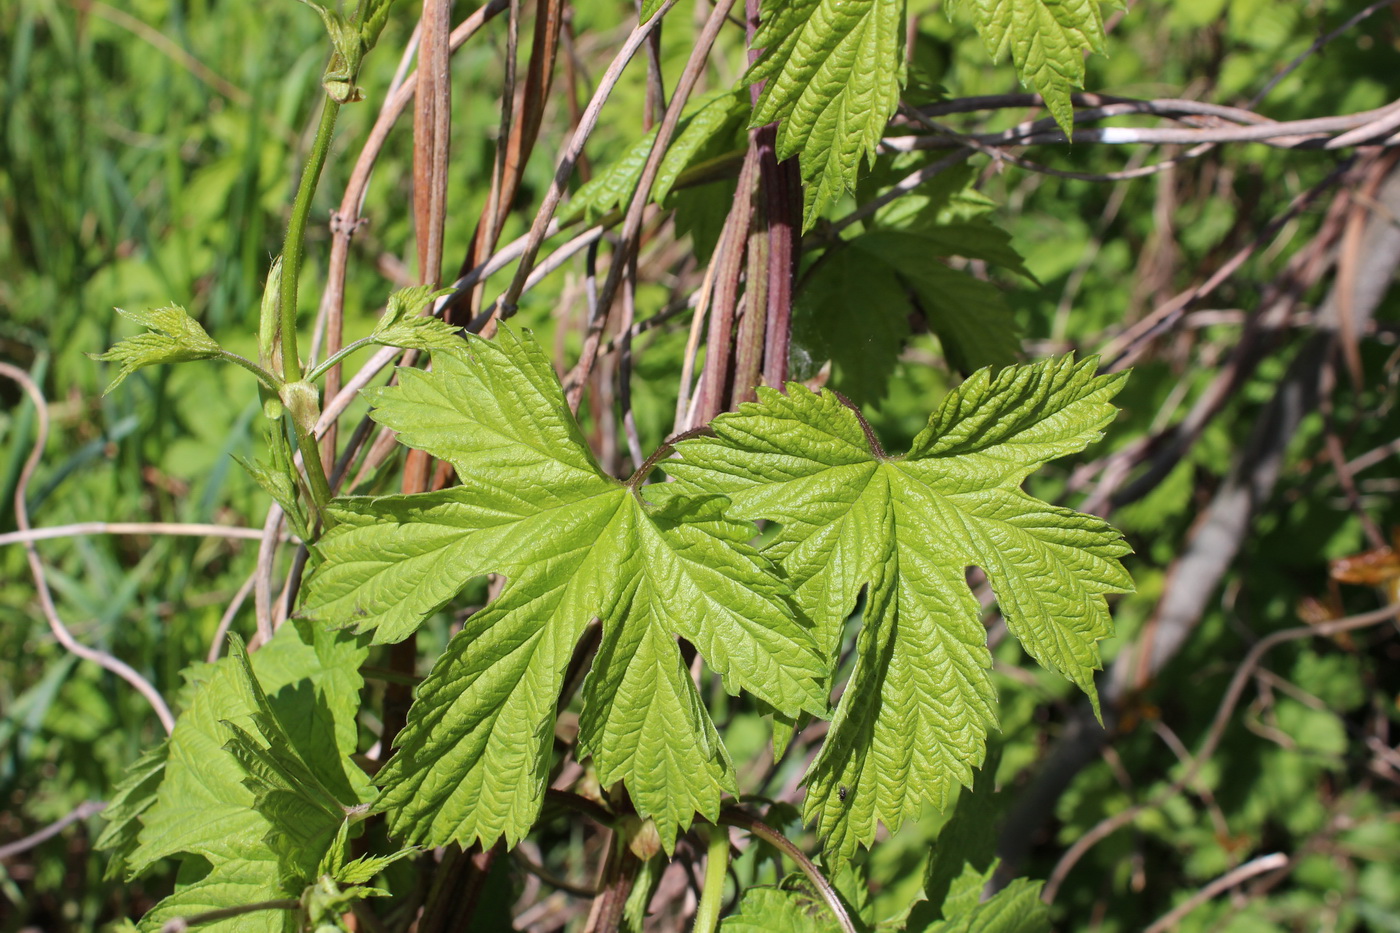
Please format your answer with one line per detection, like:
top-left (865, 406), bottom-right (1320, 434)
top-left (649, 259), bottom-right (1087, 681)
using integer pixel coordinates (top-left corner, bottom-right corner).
top-left (0, 361), bottom-right (176, 734)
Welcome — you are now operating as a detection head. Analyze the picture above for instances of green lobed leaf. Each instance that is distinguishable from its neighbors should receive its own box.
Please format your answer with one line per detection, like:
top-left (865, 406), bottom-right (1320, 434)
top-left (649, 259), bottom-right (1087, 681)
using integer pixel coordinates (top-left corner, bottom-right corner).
top-left (120, 622), bottom-right (369, 931)
top-left (746, 0), bottom-right (906, 227)
top-left (94, 739), bottom-right (168, 881)
top-left (135, 862), bottom-right (297, 933)
top-left (561, 90), bottom-right (747, 225)
top-left (906, 747), bottom-right (1001, 927)
top-left (720, 877), bottom-right (844, 933)
top-left (92, 305), bottom-right (224, 394)
top-left (220, 636), bottom-right (356, 885)
top-left (911, 878), bottom-right (1049, 933)
top-left (948, 0), bottom-right (1106, 135)
top-left (302, 327), bottom-right (826, 852)
top-left (669, 356), bottom-right (1131, 861)
top-left (794, 218), bottom-right (1028, 402)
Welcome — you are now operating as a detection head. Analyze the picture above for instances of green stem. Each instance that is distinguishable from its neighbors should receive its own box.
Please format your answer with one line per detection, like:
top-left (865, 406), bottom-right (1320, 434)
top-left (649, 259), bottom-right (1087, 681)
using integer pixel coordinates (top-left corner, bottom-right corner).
top-left (272, 94), bottom-right (342, 519)
top-left (625, 426), bottom-right (715, 489)
top-left (718, 807), bottom-right (858, 933)
top-left (305, 335), bottom-right (376, 383)
top-left (278, 96), bottom-right (341, 383)
top-left (295, 427), bottom-right (337, 525)
top-left (158, 899), bottom-right (299, 933)
top-left (217, 350), bottom-right (282, 392)
top-left (691, 825), bottom-right (731, 933)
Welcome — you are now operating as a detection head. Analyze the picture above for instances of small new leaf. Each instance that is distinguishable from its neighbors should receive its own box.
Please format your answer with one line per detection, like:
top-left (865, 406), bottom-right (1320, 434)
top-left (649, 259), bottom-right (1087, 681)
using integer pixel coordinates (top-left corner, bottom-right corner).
top-left (235, 428), bottom-right (313, 543)
top-left (93, 305), bottom-right (223, 394)
top-left (371, 286), bottom-right (461, 351)
top-left (949, 0), bottom-right (1106, 134)
top-left (670, 356), bottom-right (1131, 861)
top-left (302, 328), bottom-right (826, 852)
top-left (746, 0), bottom-right (906, 226)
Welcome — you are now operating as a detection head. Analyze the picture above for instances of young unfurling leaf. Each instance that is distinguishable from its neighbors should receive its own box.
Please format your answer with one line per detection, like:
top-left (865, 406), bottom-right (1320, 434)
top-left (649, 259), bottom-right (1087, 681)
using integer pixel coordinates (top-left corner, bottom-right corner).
top-left (369, 285), bottom-right (460, 351)
top-left (92, 305), bottom-right (225, 394)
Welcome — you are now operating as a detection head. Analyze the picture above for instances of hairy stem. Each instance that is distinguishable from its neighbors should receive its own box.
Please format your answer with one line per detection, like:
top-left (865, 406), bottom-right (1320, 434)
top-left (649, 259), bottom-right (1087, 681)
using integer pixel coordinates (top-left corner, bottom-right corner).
top-left (691, 825), bottom-right (731, 933)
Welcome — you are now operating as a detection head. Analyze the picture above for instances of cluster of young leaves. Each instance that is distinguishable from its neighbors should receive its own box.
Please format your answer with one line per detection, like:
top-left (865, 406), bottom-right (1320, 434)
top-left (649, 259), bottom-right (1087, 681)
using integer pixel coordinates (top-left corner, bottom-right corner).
top-left (302, 326), bottom-right (1129, 868)
top-left (743, 0), bottom-right (1106, 226)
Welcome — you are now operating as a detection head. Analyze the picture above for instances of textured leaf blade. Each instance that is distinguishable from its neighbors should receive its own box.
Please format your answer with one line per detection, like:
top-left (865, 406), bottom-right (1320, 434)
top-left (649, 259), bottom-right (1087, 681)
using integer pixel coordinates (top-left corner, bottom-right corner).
top-left (305, 328), bottom-right (825, 851)
top-left (670, 357), bottom-right (1130, 860)
top-left (122, 622), bottom-right (369, 930)
top-left (951, 0), bottom-right (1106, 134)
top-left (92, 305), bottom-right (223, 394)
top-left (746, 0), bottom-right (906, 226)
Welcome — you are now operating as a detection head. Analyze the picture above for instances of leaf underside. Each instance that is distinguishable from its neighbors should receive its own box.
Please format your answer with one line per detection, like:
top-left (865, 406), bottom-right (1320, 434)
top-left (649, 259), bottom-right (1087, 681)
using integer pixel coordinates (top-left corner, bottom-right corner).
top-left (115, 622), bottom-right (369, 932)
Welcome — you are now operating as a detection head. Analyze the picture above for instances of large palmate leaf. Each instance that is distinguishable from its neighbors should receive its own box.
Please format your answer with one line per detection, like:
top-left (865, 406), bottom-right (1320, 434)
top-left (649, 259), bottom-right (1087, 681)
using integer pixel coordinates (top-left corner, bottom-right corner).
top-left (746, 0), bottom-right (906, 226)
top-left (949, 0), bottom-right (1106, 134)
top-left (302, 327), bottom-right (826, 851)
top-left (115, 622), bottom-right (370, 932)
top-left (670, 356), bottom-right (1131, 859)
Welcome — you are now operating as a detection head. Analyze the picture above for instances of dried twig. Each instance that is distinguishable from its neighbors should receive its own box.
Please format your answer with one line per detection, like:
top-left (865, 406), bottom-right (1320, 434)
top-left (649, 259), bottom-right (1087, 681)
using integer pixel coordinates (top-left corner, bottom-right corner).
top-left (1141, 852), bottom-right (1290, 933)
top-left (0, 522), bottom-right (273, 547)
top-left (0, 800), bottom-right (107, 862)
top-left (0, 362), bottom-right (176, 734)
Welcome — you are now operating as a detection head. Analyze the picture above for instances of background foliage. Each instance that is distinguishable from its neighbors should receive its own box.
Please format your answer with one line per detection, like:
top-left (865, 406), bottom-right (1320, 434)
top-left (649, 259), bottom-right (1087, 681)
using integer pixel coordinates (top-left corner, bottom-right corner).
top-left (2, 0), bottom-right (1399, 930)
